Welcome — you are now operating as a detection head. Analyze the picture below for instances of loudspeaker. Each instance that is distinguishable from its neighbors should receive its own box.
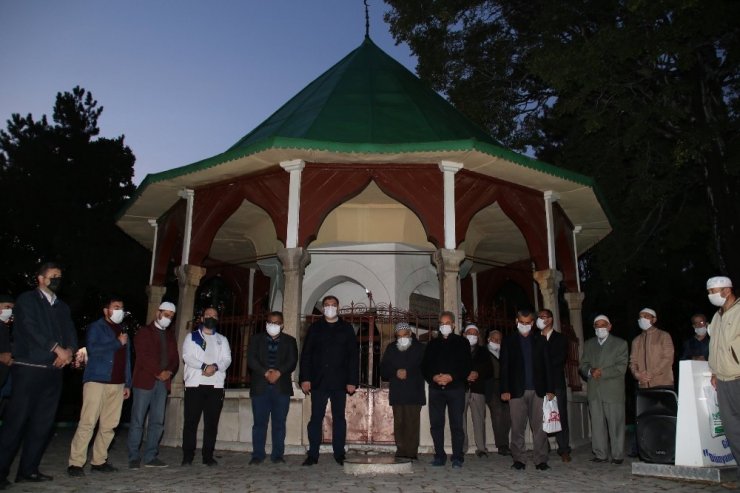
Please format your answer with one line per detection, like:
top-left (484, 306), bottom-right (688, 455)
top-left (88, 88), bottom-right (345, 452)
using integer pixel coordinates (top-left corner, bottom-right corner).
top-left (636, 388), bottom-right (678, 464)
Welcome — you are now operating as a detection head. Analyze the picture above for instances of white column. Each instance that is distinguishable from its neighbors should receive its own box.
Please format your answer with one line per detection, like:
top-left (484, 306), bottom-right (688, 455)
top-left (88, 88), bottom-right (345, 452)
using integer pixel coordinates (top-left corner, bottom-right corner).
top-left (544, 190), bottom-right (560, 270)
top-left (438, 161), bottom-right (463, 249)
top-left (178, 188), bottom-right (195, 264)
top-left (572, 225), bottom-right (582, 292)
top-left (280, 159), bottom-right (306, 248)
top-left (248, 267), bottom-right (255, 316)
top-left (147, 218), bottom-right (159, 284)
top-left (471, 272), bottom-right (479, 318)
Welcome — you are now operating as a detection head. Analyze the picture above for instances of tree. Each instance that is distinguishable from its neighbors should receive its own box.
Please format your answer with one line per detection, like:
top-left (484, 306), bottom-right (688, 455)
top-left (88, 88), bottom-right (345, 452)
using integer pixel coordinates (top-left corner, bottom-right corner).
top-left (0, 86), bottom-right (150, 325)
top-left (385, 0), bottom-right (740, 333)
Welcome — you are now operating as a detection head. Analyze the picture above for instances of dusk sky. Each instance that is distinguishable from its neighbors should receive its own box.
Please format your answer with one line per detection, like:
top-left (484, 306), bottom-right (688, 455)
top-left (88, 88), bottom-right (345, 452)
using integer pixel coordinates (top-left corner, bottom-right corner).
top-left (0, 1), bottom-right (415, 184)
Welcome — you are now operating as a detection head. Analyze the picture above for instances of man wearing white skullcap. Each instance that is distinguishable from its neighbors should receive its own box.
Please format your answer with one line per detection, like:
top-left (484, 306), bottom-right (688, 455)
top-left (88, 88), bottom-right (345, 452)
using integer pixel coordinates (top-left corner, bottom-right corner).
top-left (629, 308), bottom-right (674, 389)
top-left (706, 276), bottom-right (740, 488)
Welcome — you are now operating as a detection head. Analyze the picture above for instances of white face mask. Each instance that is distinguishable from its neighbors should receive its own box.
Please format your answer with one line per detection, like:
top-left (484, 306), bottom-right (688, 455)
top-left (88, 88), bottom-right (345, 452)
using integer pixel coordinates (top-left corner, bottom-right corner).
top-left (488, 342), bottom-right (500, 356)
top-left (536, 318), bottom-right (547, 330)
top-left (517, 322), bottom-right (532, 335)
top-left (157, 316), bottom-right (172, 329)
top-left (694, 326), bottom-right (708, 337)
top-left (709, 292), bottom-right (727, 307)
top-left (466, 334), bottom-right (479, 346)
top-left (638, 318), bottom-right (652, 331)
top-left (110, 309), bottom-right (125, 324)
top-left (266, 323), bottom-right (281, 337)
top-left (323, 305), bottom-right (338, 319)
top-left (595, 327), bottom-right (609, 339)
top-left (396, 336), bottom-right (411, 350)
top-left (0, 309), bottom-right (11, 323)
top-left (439, 324), bottom-right (453, 336)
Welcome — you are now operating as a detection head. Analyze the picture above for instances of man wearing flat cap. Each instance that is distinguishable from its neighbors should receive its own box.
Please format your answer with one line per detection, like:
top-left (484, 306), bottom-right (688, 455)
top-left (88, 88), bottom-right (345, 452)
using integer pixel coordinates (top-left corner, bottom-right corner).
top-left (706, 276), bottom-right (740, 488)
top-left (379, 322), bottom-right (425, 460)
top-left (629, 308), bottom-right (674, 389)
top-left (127, 301), bottom-right (179, 469)
top-left (580, 315), bottom-right (628, 464)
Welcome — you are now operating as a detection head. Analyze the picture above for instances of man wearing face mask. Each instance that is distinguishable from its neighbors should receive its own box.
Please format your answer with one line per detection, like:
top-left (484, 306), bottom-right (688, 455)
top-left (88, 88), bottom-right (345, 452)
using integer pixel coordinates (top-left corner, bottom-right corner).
top-left (0, 295), bottom-right (14, 392)
top-left (379, 322), bottom-right (425, 460)
top-left (500, 309), bottom-right (554, 471)
top-left (299, 296), bottom-right (359, 466)
top-left (580, 315), bottom-right (628, 464)
top-left (706, 276), bottom-right (740, 489)
top-left (629, 308), bottom-right (674, 389)
top-left (680, 314), bottom-right (710, 361)
top-left (181, 307), bottom-right (232, 467)
top-left (0, 262), bottom-right (77, 488)
top-left (68, 296), bottom-right (131, 476)
top-left (461, 323), bottom-right (493, 458)
top-left (421, 311), bottom-right (472, 468)
top-left (247, 311), bottom-right (297, 465)
top-left (484, 329), bottom-right (511, 456)
top-left (127, 301), bottom-right (179, 469)
top-left (537, 309), bottom-right (571, 462)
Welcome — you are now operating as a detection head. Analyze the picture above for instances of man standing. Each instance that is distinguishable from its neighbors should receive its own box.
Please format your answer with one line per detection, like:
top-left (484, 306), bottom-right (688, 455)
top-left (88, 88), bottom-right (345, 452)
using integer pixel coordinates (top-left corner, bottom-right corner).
top-left (299, 296), bottom-right (359, 466)
top-left (68, 296), bottom-right (131, 476)
top-left (501, 309), bottom-right (554, 471)
top-left (537, 308), bottom-right (572, 462)
top-left (247, 311), bottom-right (297, 465)
top-left (127, 301), bottom-right (179, 469)
top-left (579, 315), bottom-right (628, 464)
top-left (462, 323), bottom-right (493, 458)
top-left (421, 311), bottom-right (471, 468)
top-left (0, 262), bottom-right (77, 488)
top-left (380, 322), bottom-right (425, 460)
top-left (629, 308), bottom-right (674, 389)
top-left (706, 276), bottom-right (740, 489)
top-left (0, 295), bottom-right (14, 396)
top-left (181, 307), bottom-right (232, 466)
top-left (681, 313), bottom-right (710, 361)
top-left (484, 329), bottom-right (511, 456)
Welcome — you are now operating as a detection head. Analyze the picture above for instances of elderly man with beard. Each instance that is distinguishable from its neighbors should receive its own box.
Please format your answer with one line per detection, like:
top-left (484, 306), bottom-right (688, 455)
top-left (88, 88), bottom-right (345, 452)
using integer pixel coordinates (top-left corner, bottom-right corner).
top-left (379, 322), bottom-right (425, 460)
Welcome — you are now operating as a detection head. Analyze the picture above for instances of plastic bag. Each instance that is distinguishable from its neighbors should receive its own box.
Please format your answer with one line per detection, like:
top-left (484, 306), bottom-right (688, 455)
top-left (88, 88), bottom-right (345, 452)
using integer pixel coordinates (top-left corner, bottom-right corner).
top-left (543, 396), bottom-right (562, 433)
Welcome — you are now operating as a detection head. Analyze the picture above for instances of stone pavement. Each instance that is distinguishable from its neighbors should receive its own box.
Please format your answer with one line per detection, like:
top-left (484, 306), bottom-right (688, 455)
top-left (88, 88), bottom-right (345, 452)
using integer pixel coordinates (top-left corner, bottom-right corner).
top-left (0, 428), bottom-right (728, 493)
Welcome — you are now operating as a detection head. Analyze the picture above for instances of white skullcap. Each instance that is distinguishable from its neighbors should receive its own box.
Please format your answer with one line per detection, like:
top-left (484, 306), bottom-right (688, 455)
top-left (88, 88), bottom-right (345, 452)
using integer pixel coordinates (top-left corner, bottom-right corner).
top-left (159, 301), bottom-right (177, 313)
top-left (707, 276), bottom-right (733, 289)
top-left (593, 315), bottom-right (611, 324)
top-left (464, 324), bottom-right (480, 333)
top-left (639, 308), bottom-right (656, 318)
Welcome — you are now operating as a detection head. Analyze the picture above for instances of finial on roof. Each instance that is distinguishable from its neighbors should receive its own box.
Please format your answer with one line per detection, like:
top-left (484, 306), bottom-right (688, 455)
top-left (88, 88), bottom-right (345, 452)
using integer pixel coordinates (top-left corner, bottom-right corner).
top-left (364, 0), bottom-right (370, 38)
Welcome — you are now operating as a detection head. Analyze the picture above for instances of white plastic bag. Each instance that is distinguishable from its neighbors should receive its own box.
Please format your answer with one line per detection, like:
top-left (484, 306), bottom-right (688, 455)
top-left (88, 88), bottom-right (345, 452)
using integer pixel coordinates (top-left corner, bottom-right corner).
top-left (543, 396), bottom-right (562, 433)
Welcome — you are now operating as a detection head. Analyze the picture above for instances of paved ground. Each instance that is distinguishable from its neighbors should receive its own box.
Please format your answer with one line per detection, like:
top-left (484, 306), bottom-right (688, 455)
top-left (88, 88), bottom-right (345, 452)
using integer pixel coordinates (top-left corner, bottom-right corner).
top-left (0, 428), bottom-right (730, 492)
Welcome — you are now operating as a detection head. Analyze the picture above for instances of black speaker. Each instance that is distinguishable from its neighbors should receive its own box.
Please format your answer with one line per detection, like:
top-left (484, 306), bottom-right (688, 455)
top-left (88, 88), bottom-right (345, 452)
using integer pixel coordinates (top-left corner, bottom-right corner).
top-left (636, 388), bottom-right (678, 464)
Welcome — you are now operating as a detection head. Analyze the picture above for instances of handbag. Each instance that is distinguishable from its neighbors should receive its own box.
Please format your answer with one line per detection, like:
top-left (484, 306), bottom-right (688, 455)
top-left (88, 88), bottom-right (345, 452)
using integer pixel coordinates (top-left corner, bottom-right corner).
top-left (543, 396), bottom-right (562, 433)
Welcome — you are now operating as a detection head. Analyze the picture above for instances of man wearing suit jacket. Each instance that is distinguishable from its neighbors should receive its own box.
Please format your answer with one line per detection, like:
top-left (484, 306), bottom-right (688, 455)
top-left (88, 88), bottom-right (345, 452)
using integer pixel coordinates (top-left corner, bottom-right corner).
top-left (501, 308), bottom-right (554, 471)
top-left (299, 296), bottom-right (359, 466)
top-left (538, 308), bottom-right (572, 462)
top-left (579, 315), bottom-right (628, 464)
top-left (247, 311), bottom-right (298, 465)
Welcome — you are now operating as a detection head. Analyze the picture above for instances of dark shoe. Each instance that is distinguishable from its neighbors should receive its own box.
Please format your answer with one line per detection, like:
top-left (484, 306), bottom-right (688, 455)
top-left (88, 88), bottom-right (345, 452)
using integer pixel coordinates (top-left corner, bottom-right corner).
top-left (589, 457), bottom-right (609, 463)
top-left (335, 456), bottom-right (345, 466)
top-left (627, 451), bottom-right (639, 458)
top-left (611, 459), bottom-right (624, 465)
top-left (430, 457), bottom-right (446, 467)
top-left (271, 457), bottom-right (286, 464)
top-left (302, 456), bottom-right (318, 466)
top-left (90, 461), bottom-right (117, 473)
top-left (0, 479), bottom-right (10, 491)
top-left (249, 457), bottom-right (264, 465)
top-left (497, 447), bottom-right (512, 456)
top-left (67, 465), bottom-right (85, 477)
top-left (15, 472), bottom-right (53, 482)
top-left (475, 450), bottom-right (488, 458)
top-left (203, 458), bottom-right (218, 467)
top-left (535, 462), bottom-right (550, 471)
top-left (451, 459), bottom-right (463, 468)
top-left (511, 461), bottom-right (526, 470)
top-left (181, 459), bottom-right (192, 467)
top-left (560, 452), bottom-right (572, 463)
top-left (128, 460), bottom-right (140, 469)
top-left (144, 458), bottom-right (168, 468)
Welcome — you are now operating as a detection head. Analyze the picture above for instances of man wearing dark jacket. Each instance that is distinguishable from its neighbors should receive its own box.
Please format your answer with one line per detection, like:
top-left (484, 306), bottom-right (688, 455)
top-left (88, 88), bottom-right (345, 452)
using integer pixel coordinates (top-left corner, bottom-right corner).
top-left (0, 262), bottom-right (77, 488)
top-left (379, 322), bottom-right (425, 460)
top-left (421, 311), bottom-right (472, 468)
top-left (484, 329), bottom-right (511, 456)
top-left (501, 308), bottom-right (554, 471)
top-left (299, 296), bottom-right (359, 466)
top-left (248, 311), bottom-right (298, 465)
top-left (538, 308), bottom-right (571, 462)
top-left (462, 323), bottom-right (493, 457)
